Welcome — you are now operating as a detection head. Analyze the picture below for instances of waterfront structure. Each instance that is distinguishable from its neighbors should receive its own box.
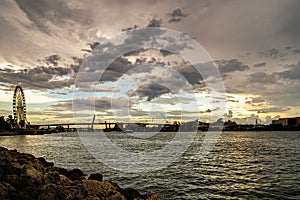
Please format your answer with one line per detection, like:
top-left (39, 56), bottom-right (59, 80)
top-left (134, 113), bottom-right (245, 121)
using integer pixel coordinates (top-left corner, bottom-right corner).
top-left (12, 86), bottom-right (28, 129)
top-left (272, 117), bottom-right (300, 126)
top-left (2, 86), bottom-right (300, 134)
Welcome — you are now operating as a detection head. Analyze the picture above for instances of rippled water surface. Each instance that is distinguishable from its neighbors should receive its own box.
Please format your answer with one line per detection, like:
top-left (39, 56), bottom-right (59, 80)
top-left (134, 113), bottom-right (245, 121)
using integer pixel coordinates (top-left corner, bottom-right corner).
top-left (0, 131), bottom-right (299, 199)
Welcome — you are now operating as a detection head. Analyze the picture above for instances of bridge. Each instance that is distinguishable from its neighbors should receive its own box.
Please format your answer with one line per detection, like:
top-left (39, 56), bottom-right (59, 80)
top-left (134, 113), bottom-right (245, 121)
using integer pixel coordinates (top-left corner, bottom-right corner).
top-left (33, 122), bottom-right (122, 131)
top-left (32, 121), bottom-right (174, 132)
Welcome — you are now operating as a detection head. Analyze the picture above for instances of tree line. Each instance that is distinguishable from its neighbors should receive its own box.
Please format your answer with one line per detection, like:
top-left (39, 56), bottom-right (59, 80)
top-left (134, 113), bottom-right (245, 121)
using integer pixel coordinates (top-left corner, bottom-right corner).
top-left (0, 115), bottom-right (26, 131)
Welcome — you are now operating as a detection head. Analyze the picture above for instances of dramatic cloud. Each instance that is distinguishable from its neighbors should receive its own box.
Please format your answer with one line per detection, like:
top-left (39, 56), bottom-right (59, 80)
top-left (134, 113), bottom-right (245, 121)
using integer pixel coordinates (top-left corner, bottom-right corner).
top-left (134, 83), bottom-right (171, 101)
top-left (260, 48), bottom-right (286, 59)
top-left (82, 42), bottom-right (101, 53)
top-left (276, 62), bottom-right (300, 80)
top-left (168, 8), bottom-right (188, 23)
top-left (100, 57), bottom-right (135, 82)
top-left (1, 0), bottom-right (300, 123)
top-left (253, 62), bottom-right (266, 68)
top-left (15, 0), bottom-right (92, 34)
top-left (45, 54), bottom-right (61, 66)
top-left (147, 19), bottom-right (162, 27)
top-left (215, 59), bottom-right (249, 75)
top-left (248, 72), bottom-right (277, 84)
top-left (174, 64), bottom-right (204, 86)
top-left (0, 55), bottom-right (79, 90)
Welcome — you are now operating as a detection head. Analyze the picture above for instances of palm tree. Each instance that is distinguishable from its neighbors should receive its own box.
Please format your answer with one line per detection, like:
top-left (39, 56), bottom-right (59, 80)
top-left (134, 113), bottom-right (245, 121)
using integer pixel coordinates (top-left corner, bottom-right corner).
top-left (0, 116), bottom-right (10, 131)
top-left (6, 115), bottom-right (17, 129)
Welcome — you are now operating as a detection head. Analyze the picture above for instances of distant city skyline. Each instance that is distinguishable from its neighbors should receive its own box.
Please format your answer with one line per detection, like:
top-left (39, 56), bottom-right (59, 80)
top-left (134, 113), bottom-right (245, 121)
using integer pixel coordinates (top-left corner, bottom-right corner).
top-left (0, 0), bottom-right (300, 124)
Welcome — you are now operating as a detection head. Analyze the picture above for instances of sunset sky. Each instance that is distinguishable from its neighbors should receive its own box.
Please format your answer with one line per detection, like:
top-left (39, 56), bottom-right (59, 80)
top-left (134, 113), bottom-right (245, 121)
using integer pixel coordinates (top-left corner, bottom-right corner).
top-left (0, 0), bottom-right (300, 124)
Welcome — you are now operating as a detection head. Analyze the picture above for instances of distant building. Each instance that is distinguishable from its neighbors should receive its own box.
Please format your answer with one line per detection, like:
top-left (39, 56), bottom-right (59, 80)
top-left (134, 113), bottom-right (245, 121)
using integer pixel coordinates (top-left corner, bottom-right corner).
top-left (272, 117), bottom-right (300, 126)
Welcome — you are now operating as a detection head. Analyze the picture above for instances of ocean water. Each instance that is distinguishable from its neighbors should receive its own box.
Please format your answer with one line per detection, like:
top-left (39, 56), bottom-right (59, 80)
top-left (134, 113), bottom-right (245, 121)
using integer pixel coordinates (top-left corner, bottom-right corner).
top-left (0, 131), bottom-right (299, 199)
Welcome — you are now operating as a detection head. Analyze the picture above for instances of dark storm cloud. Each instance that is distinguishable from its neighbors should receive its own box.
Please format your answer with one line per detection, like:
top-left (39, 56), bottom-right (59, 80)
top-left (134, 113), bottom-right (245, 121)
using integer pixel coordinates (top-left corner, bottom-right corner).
top-left (160, 49), bottom-right (173, 57)
top-left (0, 55), bottom-right (79, 90)
top-left (260, 48), bottom-right (286, 59)
top-left (77, 28), bottom-right (168, 80)
top-left (0, 72), bottom-right (72, 90)
top-left (253, 62), bottom-right (266, 68)
top-left (84, 97), bottom-right (112, 110)
top-left (276, 62), bottom-right (300, 80)
top-left (99, 57), bottom-right (135, 82)
top-left (215, 59), bottom-right (249, 75)
top-left (45, 54), bottom-right (61, 66)
top-left (147, 19), bottom-right (162, 27)
top-left (81, 42), bottom-right (101, 53)
top-left (174, 64), bottom-right (205, 86)
top-left (168, 8), bottom-right (188, 23)
top-left (274, 0), bottom-right (300, 45)
top-left (77, 25), bottom-right (199, 89)
top-left (248, 72), bottom-right (277, 84)
top-left (89, 41), bottom-right (206, 88)
top-left (259, 46), bottom-right (300, 60)
top-left (70, 56), bottom-right (83, 73)
top-left (1, 0), bottom-right (299, 69)
top-left (15, 0), bottom-right (91, 34)
top-left (29, 61), bottom-right (71, 76)
top-left (88, 42), bottom-right (101, 50)
top-left (135, 83), bottom-right (171, 101)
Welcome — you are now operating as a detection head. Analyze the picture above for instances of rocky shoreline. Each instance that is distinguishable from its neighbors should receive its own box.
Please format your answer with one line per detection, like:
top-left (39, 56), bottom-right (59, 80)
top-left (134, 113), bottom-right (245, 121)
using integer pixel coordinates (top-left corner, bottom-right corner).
top-left (0, 146), bottom-right (159, 200)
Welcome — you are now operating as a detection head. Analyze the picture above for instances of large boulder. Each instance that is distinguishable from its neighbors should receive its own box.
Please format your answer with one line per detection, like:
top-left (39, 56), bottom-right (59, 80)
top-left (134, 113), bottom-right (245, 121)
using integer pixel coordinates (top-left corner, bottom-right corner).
top-left (88, 173), bottom-right (103, 181)
top-left (0, 146), bottom-right (160, 200)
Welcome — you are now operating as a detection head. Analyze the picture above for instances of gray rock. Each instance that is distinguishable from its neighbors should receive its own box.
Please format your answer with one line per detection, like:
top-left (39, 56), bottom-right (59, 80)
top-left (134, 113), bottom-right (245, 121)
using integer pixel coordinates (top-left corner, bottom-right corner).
top-left (0, 146), bottom-right (160, 200)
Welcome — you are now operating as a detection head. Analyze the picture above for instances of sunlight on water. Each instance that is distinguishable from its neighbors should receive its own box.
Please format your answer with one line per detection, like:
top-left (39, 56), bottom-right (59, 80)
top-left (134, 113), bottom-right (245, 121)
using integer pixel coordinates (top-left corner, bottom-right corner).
top-left (0, 131), bottom-right (299, 199)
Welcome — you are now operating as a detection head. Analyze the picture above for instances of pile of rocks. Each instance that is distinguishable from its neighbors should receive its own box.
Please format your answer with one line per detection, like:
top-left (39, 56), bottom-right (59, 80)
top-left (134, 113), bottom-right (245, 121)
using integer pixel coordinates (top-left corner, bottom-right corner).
top-left (0, 146), bottom-right (159, 200)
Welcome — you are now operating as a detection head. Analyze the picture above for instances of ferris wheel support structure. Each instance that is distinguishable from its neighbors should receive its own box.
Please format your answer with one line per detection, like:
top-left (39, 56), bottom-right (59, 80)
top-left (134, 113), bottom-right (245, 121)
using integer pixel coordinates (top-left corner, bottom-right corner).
top-left (12, 86), bottom-right (27, 128)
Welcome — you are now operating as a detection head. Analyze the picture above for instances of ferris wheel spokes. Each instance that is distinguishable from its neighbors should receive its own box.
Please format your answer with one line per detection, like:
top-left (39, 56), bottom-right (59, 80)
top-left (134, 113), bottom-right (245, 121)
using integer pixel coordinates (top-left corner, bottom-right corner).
top-left (12, 86), bottom-right (27, 128)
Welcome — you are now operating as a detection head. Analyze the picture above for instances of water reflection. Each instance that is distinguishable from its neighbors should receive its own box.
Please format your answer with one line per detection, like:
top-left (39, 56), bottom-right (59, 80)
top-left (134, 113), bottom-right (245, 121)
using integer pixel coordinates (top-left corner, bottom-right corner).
top-left (0, 131), bottom-right (299, 199)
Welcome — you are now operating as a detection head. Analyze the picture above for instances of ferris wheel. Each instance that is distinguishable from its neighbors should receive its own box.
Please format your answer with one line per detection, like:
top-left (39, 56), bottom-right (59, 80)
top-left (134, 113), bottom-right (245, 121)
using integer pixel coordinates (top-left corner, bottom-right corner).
top-left (12, 86), bottom-right (27, 128)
